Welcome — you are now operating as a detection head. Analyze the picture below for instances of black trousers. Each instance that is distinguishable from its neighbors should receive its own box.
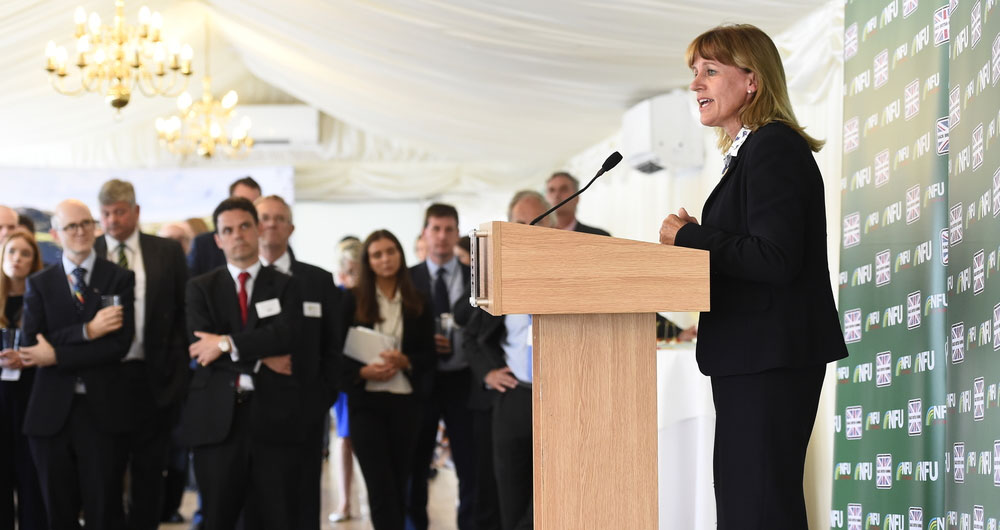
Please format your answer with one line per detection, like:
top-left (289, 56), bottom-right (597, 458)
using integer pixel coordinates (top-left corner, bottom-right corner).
top-left (492, 386), bottom-right (532, 530)
top-left (293, 413), bottom-right (326, 530)
top-left (0, 379), bottom-right (47, 530)
top-left (122, 363), bottom-right (173, 530)
top-left (351, 393), bottom-right (422, 530)
top-left (711, 364), bottom-right (826, 530)
top-left (192, 396), bottom-right (300, 530)
top-left (28, 395), bottom-right (127, 530)
top-left (407, 368), bottom-right (477, 530)
top-left (472, 408), bottom-right (501, 530)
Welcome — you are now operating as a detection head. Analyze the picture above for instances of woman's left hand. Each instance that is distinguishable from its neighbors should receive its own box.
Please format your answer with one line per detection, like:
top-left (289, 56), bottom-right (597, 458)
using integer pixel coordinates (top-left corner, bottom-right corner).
top-left (380, 349), bottom-right (411, 371)
top-left (659, 208), bottom-right (698, 246)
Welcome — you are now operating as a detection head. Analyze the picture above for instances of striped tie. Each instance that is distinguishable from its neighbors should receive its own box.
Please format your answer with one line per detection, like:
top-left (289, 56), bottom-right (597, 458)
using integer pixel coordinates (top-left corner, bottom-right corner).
top-left (117, 243), bottom-right (129, 269)
top-left (70, 267), bottom-right (87, 310)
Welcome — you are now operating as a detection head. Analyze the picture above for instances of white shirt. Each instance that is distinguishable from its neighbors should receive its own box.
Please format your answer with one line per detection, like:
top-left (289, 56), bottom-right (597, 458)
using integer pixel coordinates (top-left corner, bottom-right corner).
top-left (260, 251), bottom-right (292, 276)
top-left (225, 260), bottom-right (262, 390)
top-left (374, 286), bottom-right (403, 348)
top-left (105, 231), bottom-right (145, 362)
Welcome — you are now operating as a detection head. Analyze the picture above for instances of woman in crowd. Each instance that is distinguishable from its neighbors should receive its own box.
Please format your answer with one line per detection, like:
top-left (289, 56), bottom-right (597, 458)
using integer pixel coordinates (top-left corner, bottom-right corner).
top-left (658, 24), bottom-right (848, 529)
top-left (0, 231), bottom-right (47, 530)
top-left (329, 236), bottom-right (362, 524)
top-left (337, 230), bottom-right (434, 530)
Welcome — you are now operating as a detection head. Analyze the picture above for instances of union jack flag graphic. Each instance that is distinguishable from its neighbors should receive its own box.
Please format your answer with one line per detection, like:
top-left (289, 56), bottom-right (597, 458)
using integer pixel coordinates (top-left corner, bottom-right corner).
top-left (874, 50), bottom-right (890, 88)
top-left (906, 184), bottom-right (921, 224)
top-left (974, 377), bottom-right (985, 420)
top-left (993, 168), bottom-right (1000, 217)
top-left (972, 2), bottom-right (982, 48)
top-left (844, 117), bottom-right (860, 153)
top-left (907, 291), bottom-right (922, 329)
top-left (952, 322), bottom-right (965, 364)
top-left (993, 34), bottom-right (1000, 85)
top-left (844, 309), bottom-right (863, 344)
top-left (876, 454), bottom-right (892, 489)
top-left (908, 399), bottom-right (923, 436)
top-left (937, 117), bottom-right (950, 154)
top-left (973, 124), bottom-right (984, 170)
top-left (875, 149), bottom-right (890, 187)
top-left (973, 505), bottom-right (983, 530)
top-left (993, 303), bottom-right (1000, 351)
top-left (941, 228), bottom-right (950, 265)
top-left (949, 203), bottom-right (963, 246)
top-left (903, 0), bottom-right (919, 17)
top-left (973, 249), bottom-right (985, 295)
top-left (845, 23), bottom-right (859, 60)
top-left (905, 79), bottom-right (920, 120)
top-left (954, 443), bottom-right (965, 483)
top-left (848, 503), bottom-right (862, 530)
top-left (994, 441), bottom-right (1000, 485)
top-left (876, 352), bottom-right (892, 387)
top-left (876, 249), bottom-right (891, 286)
top-left (846, 406), bottom-right (863, 440)
top-left (949, 86), bottom-right (961, 128)
top-left (843, 212), bottom-right (861, 248)
top-left (934, 6), bottom-right (950, 46)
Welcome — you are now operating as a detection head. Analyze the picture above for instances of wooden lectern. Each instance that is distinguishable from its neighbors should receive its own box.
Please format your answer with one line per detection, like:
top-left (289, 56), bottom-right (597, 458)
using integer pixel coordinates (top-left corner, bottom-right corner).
top-left (470, 221), bottom-right (709, 529)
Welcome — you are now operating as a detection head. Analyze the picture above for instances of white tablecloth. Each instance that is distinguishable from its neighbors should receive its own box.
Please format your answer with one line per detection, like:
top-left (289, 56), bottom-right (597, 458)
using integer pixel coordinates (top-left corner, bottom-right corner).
top-left (657, 344), bottom-right (716, 530)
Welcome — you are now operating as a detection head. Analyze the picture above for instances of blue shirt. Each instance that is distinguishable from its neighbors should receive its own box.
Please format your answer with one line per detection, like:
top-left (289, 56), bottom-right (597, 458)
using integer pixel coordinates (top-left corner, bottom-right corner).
top-left (501, 314), bottom-right (532, 384)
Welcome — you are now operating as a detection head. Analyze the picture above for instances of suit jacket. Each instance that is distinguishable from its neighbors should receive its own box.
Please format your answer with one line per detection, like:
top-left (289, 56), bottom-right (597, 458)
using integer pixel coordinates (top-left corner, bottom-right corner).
top-left (336, 290), bottom-right (435, 405)
top-left (288, 259), bottom-right (342, 417)
top-left (409, 260), bottom-right (471, 369)
top-left (94, 233), bottom-right (189, 408)
top-left (176, 266), bottom-right (304, 446)
top-left (186, 231), bottom-right (226, 278)
top-left (461, 308), bottom-right (506, 411)
top-left (573, 221), bottom-right (610, 237)
top-left (21, 258), bottom-right (137, 436)
top-left (674, 122), bottom-right (848, 376)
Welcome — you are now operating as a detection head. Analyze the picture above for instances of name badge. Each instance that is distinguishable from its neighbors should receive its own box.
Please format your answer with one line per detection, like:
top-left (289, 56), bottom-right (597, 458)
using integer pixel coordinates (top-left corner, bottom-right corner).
top-left (255, 298), bottom-right (281, 318)
top-left (303, 301), bottom-right (322, 318)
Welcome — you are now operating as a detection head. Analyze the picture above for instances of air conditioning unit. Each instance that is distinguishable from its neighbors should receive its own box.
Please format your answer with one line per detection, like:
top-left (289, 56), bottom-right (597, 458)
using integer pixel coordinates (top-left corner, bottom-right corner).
top-left (622, 91), bottom-right (704, 174)
top-left (234, 105), bottom-right (320, 148)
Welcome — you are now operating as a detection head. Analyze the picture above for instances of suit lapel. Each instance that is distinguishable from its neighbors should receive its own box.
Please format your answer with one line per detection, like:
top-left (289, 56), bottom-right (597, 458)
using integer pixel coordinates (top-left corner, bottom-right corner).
top-left (413, 262), bottom-right (430, 293)
top-left (213, 268), bottom-right (242, 333)
top-left (93, 237), bottom-right (108, 260)
top-left (84, 259), bottom-right (109, 317)
top-left (139, 234), bottom-right (158, 316)
top-left (246, 267), bottom-right (276, 330)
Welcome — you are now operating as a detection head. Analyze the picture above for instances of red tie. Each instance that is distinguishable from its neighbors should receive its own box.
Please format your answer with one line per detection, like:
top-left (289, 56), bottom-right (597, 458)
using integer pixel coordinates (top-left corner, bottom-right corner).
top-left (238, 271), bottom-right (250, 327)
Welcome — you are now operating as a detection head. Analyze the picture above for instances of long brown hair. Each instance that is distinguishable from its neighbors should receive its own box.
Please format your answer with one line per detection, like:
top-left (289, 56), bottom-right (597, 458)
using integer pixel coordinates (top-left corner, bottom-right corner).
top-left (687, 24), bottom-right (824, 153)
top-left (0, 232), bottom-right (43, 328)
top-left (353, 230), bottom-right (424, 324)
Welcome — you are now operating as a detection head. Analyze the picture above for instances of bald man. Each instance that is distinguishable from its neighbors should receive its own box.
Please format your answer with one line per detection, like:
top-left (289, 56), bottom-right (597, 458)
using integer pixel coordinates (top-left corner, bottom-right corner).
top-left (19, 199), bottom-right (136, 530)
top-left (0, 206), bottom-right (19, 241)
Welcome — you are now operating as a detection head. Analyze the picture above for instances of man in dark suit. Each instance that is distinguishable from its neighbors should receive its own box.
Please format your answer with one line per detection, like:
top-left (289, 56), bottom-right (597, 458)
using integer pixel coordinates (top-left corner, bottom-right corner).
top-left (406, 203), bottom-right (478, 530)
top-left (544, 171), bottom-right (611, 236)
top-left (176, 198), bottom-right (303, 530)
top-left (255, 195), bottom-right (341, 530)
top-left (93, 179), bottom-right (189, 530)
top-left (187, 177), bottom-right (262, 277)
top-left (19, 199), bottom-right (136, 530)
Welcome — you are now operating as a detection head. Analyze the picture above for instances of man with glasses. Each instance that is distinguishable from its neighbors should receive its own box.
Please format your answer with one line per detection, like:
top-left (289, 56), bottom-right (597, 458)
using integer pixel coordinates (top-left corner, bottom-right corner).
top-left (19, 199), bottom-right (136, 529)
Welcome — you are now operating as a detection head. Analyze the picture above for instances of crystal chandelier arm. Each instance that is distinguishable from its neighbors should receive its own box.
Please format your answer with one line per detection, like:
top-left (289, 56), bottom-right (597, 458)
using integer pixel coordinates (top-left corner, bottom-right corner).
top-left (48, 74), bottom-right (86, 96)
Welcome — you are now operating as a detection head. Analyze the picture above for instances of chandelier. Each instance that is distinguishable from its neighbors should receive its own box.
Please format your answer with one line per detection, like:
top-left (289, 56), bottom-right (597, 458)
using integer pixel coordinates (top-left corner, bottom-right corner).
top-left (43, 1), bottom-right (194, 111)
top-left (154, 22), bottom-right (252, 158)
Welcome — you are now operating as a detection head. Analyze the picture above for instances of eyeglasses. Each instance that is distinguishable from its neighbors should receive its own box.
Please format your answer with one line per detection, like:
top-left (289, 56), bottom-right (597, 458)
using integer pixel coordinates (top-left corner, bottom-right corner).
top-left (59, 219), bottom-right (96, 234)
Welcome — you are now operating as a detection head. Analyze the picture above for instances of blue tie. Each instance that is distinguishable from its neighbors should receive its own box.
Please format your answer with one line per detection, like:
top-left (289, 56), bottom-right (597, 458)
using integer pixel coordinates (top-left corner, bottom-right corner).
top-left (70, 267), bottom-right (87, 310)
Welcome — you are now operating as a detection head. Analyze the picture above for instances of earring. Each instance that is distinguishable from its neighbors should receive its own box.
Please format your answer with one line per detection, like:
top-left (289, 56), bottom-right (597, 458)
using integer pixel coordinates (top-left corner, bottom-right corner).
top-left (747, 89), bottom-right (752, 93)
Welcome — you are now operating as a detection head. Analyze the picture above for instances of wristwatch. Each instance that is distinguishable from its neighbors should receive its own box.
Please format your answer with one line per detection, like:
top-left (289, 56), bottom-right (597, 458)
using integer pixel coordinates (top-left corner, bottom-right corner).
top-left (218, 336), bottom-right (231, 354)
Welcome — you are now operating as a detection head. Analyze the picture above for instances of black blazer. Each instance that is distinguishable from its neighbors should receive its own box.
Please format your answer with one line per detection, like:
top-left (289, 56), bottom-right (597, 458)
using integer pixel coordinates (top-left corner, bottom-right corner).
top-left (94, 233), bottom-right (189, 408)
top-left (186, 231), bottom-right (226, 278)
top-left (21, 258), bottom-right (136, 436)
top-left (289, 259), bottom-right (343, 416)
top-left (461, 308), bottom-right (506, 411)
top-left (176, 266), bottom-right (303, 446)
top-left (336, 290), bottom-right (435, 404)
top-left (573, 221), bottom-right (610, 236)
top-left (675, 122), bottom-right (848, 376)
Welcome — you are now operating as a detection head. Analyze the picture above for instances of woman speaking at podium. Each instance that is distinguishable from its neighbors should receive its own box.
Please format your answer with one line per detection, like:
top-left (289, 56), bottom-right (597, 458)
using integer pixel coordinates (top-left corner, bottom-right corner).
top-left (658, 24), bottom-right (848, 529)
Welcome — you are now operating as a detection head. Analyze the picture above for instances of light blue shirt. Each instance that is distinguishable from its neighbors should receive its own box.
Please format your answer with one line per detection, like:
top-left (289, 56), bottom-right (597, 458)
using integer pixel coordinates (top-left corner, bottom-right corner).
top-left (501, 314), bottom-right (532, 384)
top-left (61, 250), bottom-right (96, 290)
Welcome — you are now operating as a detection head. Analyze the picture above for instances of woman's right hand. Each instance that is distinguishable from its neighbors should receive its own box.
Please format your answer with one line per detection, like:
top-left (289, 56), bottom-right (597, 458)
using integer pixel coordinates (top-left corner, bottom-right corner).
top-left (360, 362), bottom-right (398, 382)
top-left (0, 349), bottom-right (22, 370)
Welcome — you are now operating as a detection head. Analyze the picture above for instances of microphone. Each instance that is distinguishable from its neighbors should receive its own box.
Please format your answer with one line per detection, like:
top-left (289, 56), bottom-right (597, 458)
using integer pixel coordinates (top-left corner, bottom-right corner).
top-left (530, 151), bottom-right (623, 226)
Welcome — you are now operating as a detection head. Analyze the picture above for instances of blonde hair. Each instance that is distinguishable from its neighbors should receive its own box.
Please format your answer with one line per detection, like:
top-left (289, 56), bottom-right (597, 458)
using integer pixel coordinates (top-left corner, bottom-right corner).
top-left (687, 24), bottom-right (823, 153)
top-left (0, 232), bottom-right (43, 328)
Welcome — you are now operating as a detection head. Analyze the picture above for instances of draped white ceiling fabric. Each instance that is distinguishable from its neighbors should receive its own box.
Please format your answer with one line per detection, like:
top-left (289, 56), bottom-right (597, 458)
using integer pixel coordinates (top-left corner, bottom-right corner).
top-left (0, 0), bottom-right (842, 199)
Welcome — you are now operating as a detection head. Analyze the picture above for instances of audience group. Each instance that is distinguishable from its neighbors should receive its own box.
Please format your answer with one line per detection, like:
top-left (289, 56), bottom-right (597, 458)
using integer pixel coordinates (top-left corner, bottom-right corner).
top-left (0, 171), bottom-right (688, 530)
